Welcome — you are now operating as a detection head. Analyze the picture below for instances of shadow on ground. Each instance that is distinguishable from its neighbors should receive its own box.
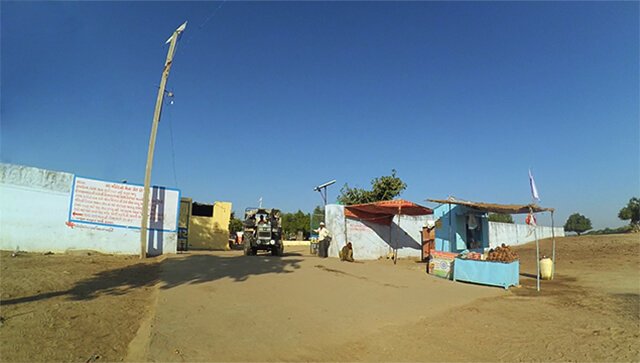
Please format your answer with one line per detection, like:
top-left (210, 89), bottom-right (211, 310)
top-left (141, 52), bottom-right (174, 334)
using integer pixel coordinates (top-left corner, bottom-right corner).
top-left (1, 254), bottom-right (303, 306)
top-left (160, 254), bottom-right (302, 289)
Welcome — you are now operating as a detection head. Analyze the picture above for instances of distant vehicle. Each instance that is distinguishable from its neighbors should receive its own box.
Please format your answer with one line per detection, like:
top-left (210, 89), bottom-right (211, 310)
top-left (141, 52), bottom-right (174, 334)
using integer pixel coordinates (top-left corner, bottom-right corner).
top-left (243, 208), bottom-right (284, 256)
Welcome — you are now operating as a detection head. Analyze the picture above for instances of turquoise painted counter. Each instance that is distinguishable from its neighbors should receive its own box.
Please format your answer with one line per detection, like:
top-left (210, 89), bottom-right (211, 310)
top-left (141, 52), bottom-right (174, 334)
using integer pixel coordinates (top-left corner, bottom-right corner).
top-left (453, 258), bottom-right (519, 289)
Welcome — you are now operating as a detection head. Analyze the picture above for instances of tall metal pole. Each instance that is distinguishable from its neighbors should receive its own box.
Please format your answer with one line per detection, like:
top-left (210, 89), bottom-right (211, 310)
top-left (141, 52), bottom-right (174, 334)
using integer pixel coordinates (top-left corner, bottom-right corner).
top-left (313, 180), bottom-right (335, 208)
top-left (528, 206), bottom-right (541, 291)
top-left (140, 22), bottom-right (187, 259)
top-left (530, 201), bottom-right (541, 291)
top-left (318, 187), bottom-right (327, 206)
top-left (323, 188), bottom-right (328, 207)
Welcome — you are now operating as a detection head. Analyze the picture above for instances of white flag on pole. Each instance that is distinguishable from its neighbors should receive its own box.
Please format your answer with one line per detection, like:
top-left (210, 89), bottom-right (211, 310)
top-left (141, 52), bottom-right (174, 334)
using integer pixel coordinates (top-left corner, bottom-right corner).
top-left (529, 169), bottom-right (540, 202)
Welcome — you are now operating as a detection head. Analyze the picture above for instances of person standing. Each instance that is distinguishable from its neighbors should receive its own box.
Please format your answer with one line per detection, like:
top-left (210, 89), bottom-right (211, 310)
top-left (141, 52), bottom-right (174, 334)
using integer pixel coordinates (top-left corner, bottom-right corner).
top-left (315, 222), bottom-right (332, 258)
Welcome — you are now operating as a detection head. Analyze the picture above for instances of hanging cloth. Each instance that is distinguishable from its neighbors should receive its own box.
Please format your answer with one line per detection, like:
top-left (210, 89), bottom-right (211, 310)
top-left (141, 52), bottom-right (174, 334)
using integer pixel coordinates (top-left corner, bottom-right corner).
top-left (526, 212), bottom-right (537, 236)
top-left (467, 215), bottom-right (478, 230)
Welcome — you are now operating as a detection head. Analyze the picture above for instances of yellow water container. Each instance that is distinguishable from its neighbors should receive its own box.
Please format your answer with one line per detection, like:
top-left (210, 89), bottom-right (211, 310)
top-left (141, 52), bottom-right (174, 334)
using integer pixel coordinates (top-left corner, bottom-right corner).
top-left (540, 258), bottom-right (553, 280)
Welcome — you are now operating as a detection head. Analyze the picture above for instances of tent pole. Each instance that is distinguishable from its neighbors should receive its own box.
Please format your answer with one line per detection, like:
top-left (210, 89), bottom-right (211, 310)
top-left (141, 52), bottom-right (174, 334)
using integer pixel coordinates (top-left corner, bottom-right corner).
top-left (389, 220), bottom-right (392, 262)
top-left (394, 215), bottom-right (398, 265)
top-left (420, 225), bottom-right (425, 262)
top-left (535, 225), bottom-right (540, 292)
top-left (448, 203), bottom-right (452, 252)
top-left (344, 210), bottom-right (348, 259)
top-left (551, 210), bottom-right (556, 280)
top-left (394, 206), bottom-right (401, 265)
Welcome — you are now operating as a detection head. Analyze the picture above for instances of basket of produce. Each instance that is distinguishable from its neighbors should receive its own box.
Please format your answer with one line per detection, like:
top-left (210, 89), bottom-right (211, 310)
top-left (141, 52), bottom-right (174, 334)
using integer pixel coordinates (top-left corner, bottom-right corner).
top-left (487, 243), bottom-right (519, 263)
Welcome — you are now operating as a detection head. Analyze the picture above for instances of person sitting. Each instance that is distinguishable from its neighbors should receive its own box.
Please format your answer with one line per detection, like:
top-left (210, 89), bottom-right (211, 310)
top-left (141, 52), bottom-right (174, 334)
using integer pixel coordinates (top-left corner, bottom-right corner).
top-left (258, 215), bottom-right (267, 225)
top-left (245, 215), bottom-right (256, 227)
top-left (339, 242), bottom-right (354, 262)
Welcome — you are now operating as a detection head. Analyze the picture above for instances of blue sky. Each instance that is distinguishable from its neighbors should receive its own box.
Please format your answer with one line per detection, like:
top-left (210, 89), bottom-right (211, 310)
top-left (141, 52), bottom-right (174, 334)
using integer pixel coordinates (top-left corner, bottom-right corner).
top-left (2, 1), bottom-right (638, 229)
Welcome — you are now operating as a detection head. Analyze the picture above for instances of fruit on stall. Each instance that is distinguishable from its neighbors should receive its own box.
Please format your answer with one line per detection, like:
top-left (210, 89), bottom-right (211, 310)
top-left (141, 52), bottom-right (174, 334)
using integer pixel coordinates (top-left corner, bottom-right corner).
top-left (487, 243), bottom-right (519, 263)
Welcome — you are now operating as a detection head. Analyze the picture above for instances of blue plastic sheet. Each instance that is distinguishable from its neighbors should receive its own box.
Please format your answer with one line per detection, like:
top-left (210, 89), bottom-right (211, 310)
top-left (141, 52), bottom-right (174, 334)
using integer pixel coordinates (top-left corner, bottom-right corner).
top-left (453, 258), bottom-right (519, 289)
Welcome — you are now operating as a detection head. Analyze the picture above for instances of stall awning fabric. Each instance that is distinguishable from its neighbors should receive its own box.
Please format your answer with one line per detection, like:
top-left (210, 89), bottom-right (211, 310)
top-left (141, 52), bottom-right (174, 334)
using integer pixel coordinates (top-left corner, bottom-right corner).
top-left (344, 199), bottom-right (434, 225)
top-left (427, 196), bottom-right (554, 214)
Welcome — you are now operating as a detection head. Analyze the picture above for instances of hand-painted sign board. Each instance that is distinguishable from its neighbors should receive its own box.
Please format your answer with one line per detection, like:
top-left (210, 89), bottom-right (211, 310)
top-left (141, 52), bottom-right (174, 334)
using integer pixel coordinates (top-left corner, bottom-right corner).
top-left (69, 177), bottom-right (180, 232)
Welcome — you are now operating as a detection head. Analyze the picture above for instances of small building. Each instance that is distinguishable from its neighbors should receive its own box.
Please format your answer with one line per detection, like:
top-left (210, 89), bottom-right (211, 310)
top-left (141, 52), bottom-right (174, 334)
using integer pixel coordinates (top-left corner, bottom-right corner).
top-left (325, 200), bottom-right (433, 260)
top-left (428, 196), bottom-right (564, 291)
top-left (179, 198), bottom-right (232, 250)
top-left (432, 203), bottom-right (490, 253)
top-left (428, 196), bottom-right (565, 253)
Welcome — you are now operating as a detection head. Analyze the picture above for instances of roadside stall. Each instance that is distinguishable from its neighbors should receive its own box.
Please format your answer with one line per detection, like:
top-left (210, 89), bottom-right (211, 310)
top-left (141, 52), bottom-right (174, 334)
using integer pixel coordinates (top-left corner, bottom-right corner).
top-left (427, 197), bottom-right (556, 291)
top-left (344, 199), bottom-right (433, 263)
top-left (453, 245), bottom-right (520, 289)
top-left (429, 250), bottom-right (458, 279)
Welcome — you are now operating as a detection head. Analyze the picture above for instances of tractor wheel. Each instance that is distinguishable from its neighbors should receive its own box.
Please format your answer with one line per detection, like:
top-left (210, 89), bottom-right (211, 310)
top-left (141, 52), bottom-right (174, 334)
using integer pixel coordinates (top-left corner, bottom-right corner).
top-left (244, 243), bottom-right (253, 256)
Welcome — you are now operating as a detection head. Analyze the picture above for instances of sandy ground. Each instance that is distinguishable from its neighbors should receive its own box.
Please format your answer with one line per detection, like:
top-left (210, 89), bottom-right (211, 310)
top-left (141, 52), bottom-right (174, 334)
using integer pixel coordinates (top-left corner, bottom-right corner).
top-left (137, 234), bottom-right (639, 362)
top-left (1, 234), bottom-right (638, 362)
top-left (336, 234), bottom-right (640, 362)
top-left (140, 248), bottom-right (503, 362)
top-left (0, 251), bottom-right (161, 362)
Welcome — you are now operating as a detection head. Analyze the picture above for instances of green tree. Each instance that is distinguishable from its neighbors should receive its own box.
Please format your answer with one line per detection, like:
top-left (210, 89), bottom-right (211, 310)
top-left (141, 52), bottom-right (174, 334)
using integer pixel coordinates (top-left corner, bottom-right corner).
top-left (228, 213), bottom-right (244, 234)
top-left (312, 205), bottom-right (325, 219)
top-left (488, 213), bottom-right (514, 223)
top-left (338, 169), bottom-right (407, 205)
top-left (618, 197), bottom-right (640, 231)
top-left (337, 186), bottom-right (373, 205)
top-left (281, 210), bottom-right (311, 237)
top-left (310, 205), bottom-right (325, 231)
top-left (564, 213), bottom-right (592, 236)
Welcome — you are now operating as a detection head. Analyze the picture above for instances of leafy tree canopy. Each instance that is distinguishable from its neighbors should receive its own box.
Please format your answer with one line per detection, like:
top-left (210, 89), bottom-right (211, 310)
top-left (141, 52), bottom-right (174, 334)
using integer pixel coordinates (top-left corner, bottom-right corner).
top-left (310, 205), bottom-right (325, 230)
top-left (488, 213), bottom-right (514, 224)
top-left (564, 213), bottom-right (592, 236)
top-left (281, 210), bottom-right (310, 237)
top-left (229, 213), bottom-right (244, 234)
top-left (337, 169), bottom-right (407, 205)
top-left (618, 197), bottom-right (640, 231)
top-left (312, 205), bottom-right (325, 218)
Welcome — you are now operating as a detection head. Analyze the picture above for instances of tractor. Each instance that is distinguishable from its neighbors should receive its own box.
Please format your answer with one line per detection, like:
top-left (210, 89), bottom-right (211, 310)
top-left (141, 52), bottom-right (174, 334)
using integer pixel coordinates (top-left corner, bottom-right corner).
top-left (243, 208), bottom-right (284, 256)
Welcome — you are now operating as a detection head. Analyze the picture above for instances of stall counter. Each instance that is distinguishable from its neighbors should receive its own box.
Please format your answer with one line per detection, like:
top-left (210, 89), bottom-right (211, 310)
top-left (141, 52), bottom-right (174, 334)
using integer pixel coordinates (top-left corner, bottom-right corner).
top-left (453, 258), bottom-right (519, 289)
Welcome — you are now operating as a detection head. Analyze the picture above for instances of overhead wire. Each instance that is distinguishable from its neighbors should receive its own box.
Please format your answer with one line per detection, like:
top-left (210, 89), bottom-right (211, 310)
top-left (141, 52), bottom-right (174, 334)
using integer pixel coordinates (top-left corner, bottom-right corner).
top-left (159, 0), bottom-right (227, 190)
top-left (179, 0), bottom-right (227, 50)
top-left (164, 99), bottom-right (180, 188)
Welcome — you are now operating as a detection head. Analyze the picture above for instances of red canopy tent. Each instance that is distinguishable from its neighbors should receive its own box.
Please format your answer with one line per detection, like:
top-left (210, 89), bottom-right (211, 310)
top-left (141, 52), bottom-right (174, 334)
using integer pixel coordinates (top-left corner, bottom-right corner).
top-left (344, 199), bottom-right (433, 263)
top-left (345, 199), bottom-right (433, 223)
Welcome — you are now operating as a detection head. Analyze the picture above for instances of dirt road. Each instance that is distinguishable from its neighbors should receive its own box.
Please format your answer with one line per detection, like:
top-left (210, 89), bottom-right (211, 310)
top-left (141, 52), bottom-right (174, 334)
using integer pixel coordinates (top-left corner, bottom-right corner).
top-left (131, 234), bottom-right (640, 362)
top-left (2, 234), bottom-right (638, 362)
top-left (136, 248), bottom-right (503, 362)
